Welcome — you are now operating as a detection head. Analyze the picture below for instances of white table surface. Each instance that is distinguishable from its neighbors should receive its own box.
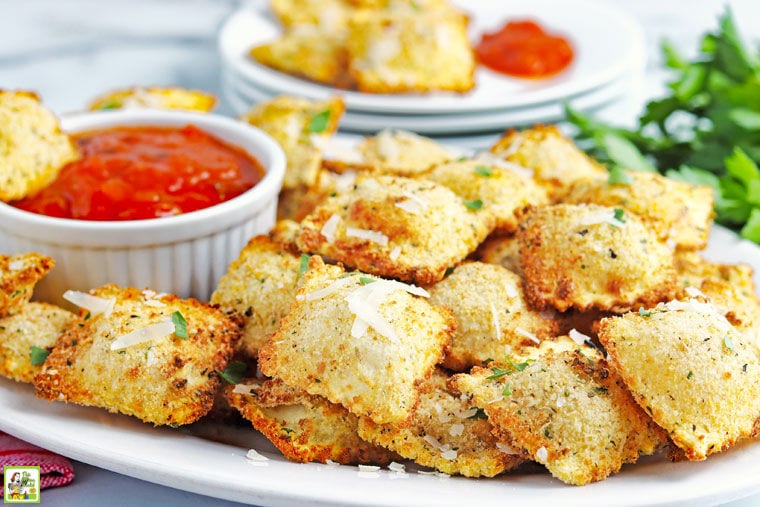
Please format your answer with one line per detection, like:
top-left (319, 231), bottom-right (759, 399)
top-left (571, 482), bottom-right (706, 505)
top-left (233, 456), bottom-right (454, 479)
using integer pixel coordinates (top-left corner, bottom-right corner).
top-left (2, 0), bottom-right (760, 505)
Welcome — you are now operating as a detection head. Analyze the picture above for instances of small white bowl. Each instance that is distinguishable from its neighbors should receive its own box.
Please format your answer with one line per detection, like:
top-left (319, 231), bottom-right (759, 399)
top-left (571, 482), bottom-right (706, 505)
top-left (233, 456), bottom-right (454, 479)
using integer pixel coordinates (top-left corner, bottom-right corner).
top-left (0, 109), bottom-right (285, 305)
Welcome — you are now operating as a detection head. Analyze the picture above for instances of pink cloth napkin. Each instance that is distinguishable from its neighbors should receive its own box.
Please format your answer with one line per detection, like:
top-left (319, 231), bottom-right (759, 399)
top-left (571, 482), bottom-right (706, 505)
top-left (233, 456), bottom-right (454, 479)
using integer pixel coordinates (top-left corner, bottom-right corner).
top-left (0, 432), bottom-right (75, 489)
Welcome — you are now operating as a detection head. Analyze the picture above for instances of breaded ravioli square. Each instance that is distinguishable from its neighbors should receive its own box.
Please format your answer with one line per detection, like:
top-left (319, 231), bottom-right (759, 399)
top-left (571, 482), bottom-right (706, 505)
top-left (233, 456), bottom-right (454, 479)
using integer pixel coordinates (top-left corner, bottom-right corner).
top-left (1, 253), bottom-right (55, 317)
top-left (270, 0), bottom-right (352, 31)
top-left (210, 236), bottom-right (301, 359)
top-left (346, 7), bottom-right (474, 93)
top-left (258, 257), bottom-right (454, 425)
top-left (250, 28), bottom-right (353, 89)
top-left (87, 86), bottom-right (216, 112)
top-left (227, 377), bottom-right (396, 465)
top-left (34, 285), bottom-right (241, 426)
top-left (473, 234), bottom-right (523, 276)
top-left (425, 158), bottom-right (549, 235)
top-left (0, 302), bottom-right (76, 383)
top-left (357, 368), bottom-right (523, 477)
top-left (598, 303), bottom-right (760, 460)
top-left (353, 130), bottom-right (455, 177)
top-left (242, 95), bottom-right (345, 189)
top-left (565, 170), bottom-right (714, 251)
top-left (0, 90), bottom-right (79, 202)
top-left (518, 204), bottom-right (677, 312)
top-left (428, 262), bottom-right (559, 372)
top-left (490, 125), bottom-right (607, 200)
top-left (296, 175), bottom-right (494, 284)
top-left (451, 349), bottom-right (665, 485)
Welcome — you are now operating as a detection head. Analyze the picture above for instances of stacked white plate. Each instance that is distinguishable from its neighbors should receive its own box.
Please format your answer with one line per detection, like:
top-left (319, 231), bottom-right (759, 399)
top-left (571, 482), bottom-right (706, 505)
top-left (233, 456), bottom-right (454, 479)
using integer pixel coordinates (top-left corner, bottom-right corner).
top-left (219, 0), bottom-right (646, 146)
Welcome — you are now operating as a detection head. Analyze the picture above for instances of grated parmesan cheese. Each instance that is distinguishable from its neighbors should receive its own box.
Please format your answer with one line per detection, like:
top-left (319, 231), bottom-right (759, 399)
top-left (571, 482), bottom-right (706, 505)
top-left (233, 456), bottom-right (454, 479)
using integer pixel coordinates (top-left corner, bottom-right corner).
top-left (440, 449), bottom-right (458, 461)
top-left (496, 442), bottom-right (519, 455)
top-left (325, 459), bottom-right (341, 467)
top-left (395, 191), bottom-right (429, 215)
top-left (299, 276), bottom-right (355, 302)
top-left (321, 214), bottom-right (341, 243)
top-left (536, 446), bottom-right (549, 463)
top-left (63, 290), bottom-right (116, 317)
top-left (458, 407), bottom-right (478, 419)
top-left (568, 328), bottom-right (591, 346)
top-left (334, 170), bottom-right (357, 192)
top-left (110, 319), bottom-right (175, 350)
top-left (449, 423), bottom-right (465, 437)
top-left (516, 327), bottom-right (540, 344)
top-left (490, 301), bottom-right (501, 342)
top-left (417, 470), bottom-right (450, 479)
top-left (388, 462), bottom-right (406, 473)
top-left (145, 348), bottom-right (158, 367)
top-left (502, 282), bottom-right (519, 299)
top-left (358, 464), bottom-right (381, 472)
top-left (232, 383), bottom-right (259, 395)
top-left (685, 286), bottom-right (707, 299)
top-left (7, 260), bottom-right (24, 270)
top-left (579, 210), bottom-right (626, 228)
top-left (345, 227), bottom-right (389, 246)
top-left (389, 246), bottom-right (401, 261)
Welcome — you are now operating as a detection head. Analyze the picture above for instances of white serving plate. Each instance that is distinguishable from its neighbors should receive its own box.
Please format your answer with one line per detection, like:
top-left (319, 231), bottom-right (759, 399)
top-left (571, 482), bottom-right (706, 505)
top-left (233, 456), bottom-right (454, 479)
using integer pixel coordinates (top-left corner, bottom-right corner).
top-left (218, 0), bottom-right (645, 115)
top-left (223, 68), bottom-right (640, 135)
top-left (2, 225), bottom-right (760, 507)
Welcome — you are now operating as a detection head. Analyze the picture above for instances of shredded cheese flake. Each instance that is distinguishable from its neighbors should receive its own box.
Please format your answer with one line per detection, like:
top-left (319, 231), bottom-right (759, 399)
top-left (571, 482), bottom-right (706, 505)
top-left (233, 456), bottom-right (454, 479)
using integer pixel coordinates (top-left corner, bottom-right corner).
top-left (299, 276), bottom-right (355, 302)
top-left (145, 348), bottom-right (158, 367)
top-left (579, 210), bottom-right (626, 228)
top-left (389, 246), bottom-right (401, 261)
top-left (144, 299), bottom-right (166, 308)
top-left (321, 214), bottom-right (341, 243)
top-left (345, 227), bottom-right (389, 246)
top-left (334, 170), bottom-right (357, 192)
top-left (246, 449), bottom-right (269, 462)
top-left (568, 328), bottom-right (591, 346)
top-left (489, 301), bottom-right (502, 342)
top-left (358, 465), bottom-right (381, 472)
top-left (449, 423), bottom-right (465, 437)
top-left (110, 319), bottom-right (175, 350)
top-left (536, 446), bottom-right (549, 463)
top-left (395, 191), bottom-right (429, 215)
top-left (232, 383), bottom-right (259, 395)
top-left (325, 459), bottom-right (341, 467)
top-left (7, 260), bottom-right (24, 270)
top-left (63, 290), bottom-right (116, 317)
top-left (685, 286), bottom-right (707, 298)
top-left (496, 442), bottom-right (519, 455)
top-left (516, 327), bottom-right (540, 344)
top-left (502, 282), bottom-right (519, 299)
top-left (458, 407), bottom-right (478, 419)
top-left (417, 470), bottom-right (450, 478)
top-left (388, 462), bottom-right (406, 473)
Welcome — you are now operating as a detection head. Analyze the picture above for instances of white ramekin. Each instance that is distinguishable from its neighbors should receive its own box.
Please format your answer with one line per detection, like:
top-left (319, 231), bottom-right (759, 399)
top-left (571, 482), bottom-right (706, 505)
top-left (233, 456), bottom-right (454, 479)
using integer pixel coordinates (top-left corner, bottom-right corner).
top-left (0, 109), bottom-right (285, 305)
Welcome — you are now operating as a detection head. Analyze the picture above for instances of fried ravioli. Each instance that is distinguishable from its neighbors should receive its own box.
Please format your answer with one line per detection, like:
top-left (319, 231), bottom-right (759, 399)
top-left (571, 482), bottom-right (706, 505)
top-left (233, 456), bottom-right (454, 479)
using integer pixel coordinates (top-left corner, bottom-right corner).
top-left (0, 302), bottom-right (76, 383)
top-left (87, 86), bottom-right (216, 112)
top-left (428, 262), bottom-right (559, 371)
top-left (34, 285), bottom-right (241, 426)
top-left (210, 236), bottom-right (302, 359)
top-left (518, 204), bottom-right (677, 312)
top-left (346, 7), bottom-right (474, 93)
top-left (296, 175), bottom-right (494, 284)
top-left (0, 253), bottom-right (55, 317)
top-left (473, 234), bottom-right (523, 276)
top-left (425, 158), bottom-right (548, 235)
top-left (227, 377), bottom-right (396, 464)
top-left (257, 257), bottom-right (454, 425)
top-left (598, 303), bottom-right (760, 460)
top-left (451, 349), bottom-right (665, 485)
top-left (242, 95), bottom-right (345, 189)
top-left (565, 170), bottom-right (715, 251)
top-left (357, 368), bottom-right (523, 477)
top-left (0, 90), bottom-right (79, 202)
top-left (490, 126), bottom-right (607, 200)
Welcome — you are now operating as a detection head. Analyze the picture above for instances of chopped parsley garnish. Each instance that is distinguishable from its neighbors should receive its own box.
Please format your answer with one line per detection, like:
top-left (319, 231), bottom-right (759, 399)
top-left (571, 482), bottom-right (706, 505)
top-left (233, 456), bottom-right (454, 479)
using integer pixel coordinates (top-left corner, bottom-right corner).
top-left (507, 358), bottom-right (534, 372)
top-left (30, 346), bottom-right (50, 366)
top-left (486, 366), bottom-right (511, 379)
top-left (687, 370), bottom-right (694, 379)
top-left (444, 266), bottom-right (456, 277)
top-left (502, 384), bottom-right (512, 397)
top-left (463, 199), bottom-right (483, 211)
top-left (217, 360), bottom-right (247, 385)
top-left (298, 253), bottom-right (309, 278)
top-left (608, 166), bottom-right (633, 185)
top-left (724, 334), bottom-right (737, 353)
top-left (99, 101), bottom-right (121, 110)
top-left (467, 407), bottom-right (488, 419)
top-left (639, 307), bottom-right (652, 317)
top-left (456, 156), bottom-right (469, 162)
top-left (359, 276), bottom-right (376, 285)
top-left (308, 109), bottom-right (331, 133)
top-left (474, 165), bottom-right (493, 178)
top-left (613, 208), bottom-right (626, 223)
top-left (486, 358), bottom-right (534, 379)
top-left (172, 311), bottom-right (188, 339)
top-left (593, 387), bottom-right (608, 395)
top-left (84, 311), bottom-right (91, 321)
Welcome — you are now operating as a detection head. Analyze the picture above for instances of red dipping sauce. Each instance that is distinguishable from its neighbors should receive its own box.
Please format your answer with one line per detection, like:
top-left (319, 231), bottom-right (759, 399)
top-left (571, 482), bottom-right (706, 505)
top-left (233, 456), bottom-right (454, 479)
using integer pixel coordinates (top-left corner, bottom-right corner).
top-left (13, 125), bottom-right (265, 221)
top-left (475, 20), bottom-right (574, 79)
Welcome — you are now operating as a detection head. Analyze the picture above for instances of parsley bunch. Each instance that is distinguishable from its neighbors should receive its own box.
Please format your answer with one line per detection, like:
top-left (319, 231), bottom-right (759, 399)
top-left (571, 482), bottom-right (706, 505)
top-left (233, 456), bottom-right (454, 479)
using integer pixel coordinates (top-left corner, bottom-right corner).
top-left (566, 9), bottom-right (760, 244)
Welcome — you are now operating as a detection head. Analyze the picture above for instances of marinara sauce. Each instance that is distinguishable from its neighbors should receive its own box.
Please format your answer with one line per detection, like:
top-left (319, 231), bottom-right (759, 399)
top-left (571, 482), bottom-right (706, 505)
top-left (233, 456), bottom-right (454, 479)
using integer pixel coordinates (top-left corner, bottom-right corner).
top-left (475, 20), bottom-right (574, 79)
top-left (13, 125), bottom-right (265, 221)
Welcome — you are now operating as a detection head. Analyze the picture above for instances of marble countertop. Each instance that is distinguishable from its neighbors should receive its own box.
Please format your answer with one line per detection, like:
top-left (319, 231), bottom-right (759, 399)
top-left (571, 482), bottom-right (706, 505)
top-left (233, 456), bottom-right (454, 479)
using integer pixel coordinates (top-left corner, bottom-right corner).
top-left (3, 0), bottom-right (760, 505)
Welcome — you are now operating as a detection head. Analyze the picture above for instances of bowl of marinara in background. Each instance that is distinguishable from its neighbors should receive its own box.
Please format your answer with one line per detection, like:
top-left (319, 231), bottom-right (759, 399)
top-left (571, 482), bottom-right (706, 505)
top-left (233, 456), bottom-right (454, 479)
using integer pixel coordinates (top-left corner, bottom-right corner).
top-left (0, 109), bottom-right (285, 305)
